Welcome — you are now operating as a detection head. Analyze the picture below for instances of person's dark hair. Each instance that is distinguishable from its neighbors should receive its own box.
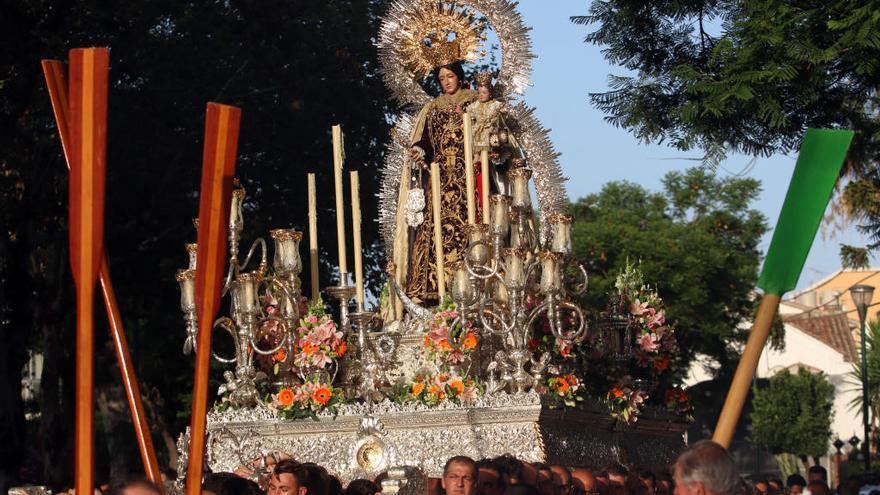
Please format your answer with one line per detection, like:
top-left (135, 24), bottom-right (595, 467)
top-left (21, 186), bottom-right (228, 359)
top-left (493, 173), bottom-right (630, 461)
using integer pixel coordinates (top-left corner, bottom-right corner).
top-left (104, 476), bottom-right (162, 495)
top-left (503, 484), bottom-right (540, 495)
top-left (300, 463), bottom-right (331, 495)
top-left (785, 474), bottom-right (806, 488)
top-left (432, 62), bottom-right (466, 87)
top-left (215, 476), bottom-right (264, 495)
top-left (344, 479), bottom-right (380, 495)
top-left (533, 463), bottom-right (551, 473)
top-left (204, 473), bottom-right (241, 493)
top-left (768, 478), bottom-right (783, 490)
top-left (327, 475), bottom-right (343, 495)
top-left (444, 455), bottom-right (478, 479)
top-left (808, 466), bottom-right (827, 481)
top-left (639, 471), bottom-right (656, 482)
top-left (604, 463), bottom-right (629, 478)
top-left (274, 459), bottom-right (302, 478)
top-left (494, 455), bottom-right (523, 479)
top-left (656, 472), bottom-right (672, 484)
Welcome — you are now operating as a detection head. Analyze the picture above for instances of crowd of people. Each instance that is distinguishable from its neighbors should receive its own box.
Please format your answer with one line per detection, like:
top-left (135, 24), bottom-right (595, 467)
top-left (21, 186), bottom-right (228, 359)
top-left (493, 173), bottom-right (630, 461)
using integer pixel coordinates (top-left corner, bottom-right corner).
top-left (98, 441), bottom-right (862, 495)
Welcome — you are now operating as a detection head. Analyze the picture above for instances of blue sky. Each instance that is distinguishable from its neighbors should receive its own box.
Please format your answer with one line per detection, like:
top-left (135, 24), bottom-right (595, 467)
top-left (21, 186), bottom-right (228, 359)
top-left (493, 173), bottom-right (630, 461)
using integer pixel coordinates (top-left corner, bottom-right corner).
top-left (510, 0), bottom-right (875, 290)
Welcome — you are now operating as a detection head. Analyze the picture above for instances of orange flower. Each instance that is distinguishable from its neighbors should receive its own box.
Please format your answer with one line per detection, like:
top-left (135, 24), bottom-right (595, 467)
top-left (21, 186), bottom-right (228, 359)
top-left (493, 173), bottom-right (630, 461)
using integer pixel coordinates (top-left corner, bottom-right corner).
top-left (449, 380), bottom-right (465, 396)
top-left (559, 345), bottom-right (571, 357)
top-left (311, 387), bottom-right (332, 405)
top-left (427, 385), bottom-right (440, 396)
top-left (277, 388), bottom-right (295, 407)
top-left (554, 377), bottom-right (570, 394)
top-left (301, 342), bottom-right (317, 355)
top-left (463, 333), bottom-right (478, 350)
top-left (437, 374), bottom-right (449, 383)
top-left (439, 339), bottom-right (451, 351)
top-left (273, 348), bottom-right (287, 363)
top-left (654, 357), bottom-right (670, 371)
top-left (335, 341), bottom-right (347, 356)
top-left (412, 382), bottom-right (426, 396)
top-left (609, 386), bottom-right (624, 399)
top-left (423, 335), bottom-right (431, 348)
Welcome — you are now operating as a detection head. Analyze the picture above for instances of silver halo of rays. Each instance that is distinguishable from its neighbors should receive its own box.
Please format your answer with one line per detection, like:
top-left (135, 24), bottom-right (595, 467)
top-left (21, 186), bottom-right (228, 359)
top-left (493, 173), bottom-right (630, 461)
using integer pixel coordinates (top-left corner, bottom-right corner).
top-left (377, 0), bottom-right (569, 253)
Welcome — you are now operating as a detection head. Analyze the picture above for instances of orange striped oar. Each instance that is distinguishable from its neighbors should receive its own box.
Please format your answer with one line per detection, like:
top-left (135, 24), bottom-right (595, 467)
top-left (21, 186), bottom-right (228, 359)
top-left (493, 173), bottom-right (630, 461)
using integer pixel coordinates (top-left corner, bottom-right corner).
top-left (41, 58), bottom-right (162, 484)
top-left (186, 102), bottom-right (241, 495)
top-left (68, 47), bottom-right (109, 495)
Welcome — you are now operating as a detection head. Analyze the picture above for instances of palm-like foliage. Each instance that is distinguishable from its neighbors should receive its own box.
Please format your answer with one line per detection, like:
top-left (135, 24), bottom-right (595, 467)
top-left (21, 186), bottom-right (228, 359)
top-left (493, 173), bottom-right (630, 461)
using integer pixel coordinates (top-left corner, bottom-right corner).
top-left (848, 320), bottom-right (880, 428)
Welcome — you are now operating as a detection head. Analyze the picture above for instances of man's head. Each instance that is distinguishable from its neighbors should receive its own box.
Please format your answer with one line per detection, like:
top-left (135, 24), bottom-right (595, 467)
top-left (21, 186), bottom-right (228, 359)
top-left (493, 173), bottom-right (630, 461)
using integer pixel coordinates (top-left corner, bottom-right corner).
top-left (104, 476), bottom-right (162, 495)
top-left (785, 475), bottom-right (805, 495)
top-left (477, 460), bottom-right (505, 495)
top-left (673, 441), bottom-right (739, 495)
top-left (550, 466), bottom-right (572, 495)
top-left (807, 466), bottom-right (827, 483)
top-left (768, 479), bottom-right (782, 495)
top-left (270, 459), bottom-right (311, 495)
top-left (807, 481), bottom-right (829, 495)
top-left (603, 463), bottom-right (628, 495)
top-left (494, 456), bottom-right (523, 486)
top-left (533, 464), bottom-right (554, 495)
top-left (638, 471), bottom-right (656, 495)
top-left (753, 480), bottom-right (769, 495)
top-left (443, 456), bottom-right (478, 495)
top-left (570, 469), bottom-right (597, 495)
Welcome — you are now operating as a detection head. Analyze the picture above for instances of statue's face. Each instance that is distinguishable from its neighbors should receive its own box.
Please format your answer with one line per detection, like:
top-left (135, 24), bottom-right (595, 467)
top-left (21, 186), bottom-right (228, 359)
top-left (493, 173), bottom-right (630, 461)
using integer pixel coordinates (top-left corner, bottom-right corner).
top-left (477, 85), bottom-right (492, 102)
top-left (438, 67), bottom-right (461, 95)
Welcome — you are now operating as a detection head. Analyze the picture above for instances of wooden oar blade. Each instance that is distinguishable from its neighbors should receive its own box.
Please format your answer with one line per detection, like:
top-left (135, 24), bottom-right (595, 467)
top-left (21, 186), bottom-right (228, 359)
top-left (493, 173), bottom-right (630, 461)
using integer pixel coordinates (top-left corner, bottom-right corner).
top-left (68, 47), bottom-right (109, 286)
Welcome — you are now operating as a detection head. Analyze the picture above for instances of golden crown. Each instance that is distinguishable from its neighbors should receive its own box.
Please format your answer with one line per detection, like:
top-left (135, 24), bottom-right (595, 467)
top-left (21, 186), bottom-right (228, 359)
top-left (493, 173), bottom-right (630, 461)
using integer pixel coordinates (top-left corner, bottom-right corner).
top-left (396, 2), bottom-right (484, 80)
top-left (474, 72), bottom-right (493, 88)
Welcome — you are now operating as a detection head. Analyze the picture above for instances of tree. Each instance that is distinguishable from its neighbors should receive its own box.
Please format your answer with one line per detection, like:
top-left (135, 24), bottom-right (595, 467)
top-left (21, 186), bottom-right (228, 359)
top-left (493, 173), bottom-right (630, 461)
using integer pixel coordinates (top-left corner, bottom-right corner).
top-left (570, 167), bottom-right (772, 377)
top-left (848, 320), bottom-right (880, 431)
top-left (1, 0), bottom-right (391, 488)
top-left (572, 1), bottom-right (880, 259)
top-left (749, 368), bottom-right (835, 458)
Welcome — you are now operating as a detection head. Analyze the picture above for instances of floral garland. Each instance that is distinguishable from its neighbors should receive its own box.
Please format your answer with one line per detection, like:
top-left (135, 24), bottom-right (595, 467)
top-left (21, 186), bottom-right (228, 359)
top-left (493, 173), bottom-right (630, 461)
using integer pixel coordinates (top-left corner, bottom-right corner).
top-left (546, 373), bottom-right (584, 408)
top-left (270, 381), bottom-right (345, 421)
top-left (664, 386), bottom-right (693, 416)
top-left (401, 372), bottom-right (484, 406)
top-left (292, 307), bottom-right (347, 369)
top-left (616, 261), bottom-right (677, 376)
top-left (605, 379), bottom-right (647, 424)
top-left (423, 301), bottom-right (478, 369)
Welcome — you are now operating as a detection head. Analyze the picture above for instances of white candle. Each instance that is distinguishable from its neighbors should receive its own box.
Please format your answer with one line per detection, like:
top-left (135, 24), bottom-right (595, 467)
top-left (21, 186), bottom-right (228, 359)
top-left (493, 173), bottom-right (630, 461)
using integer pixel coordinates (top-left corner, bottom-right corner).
top-left (331, 125), bottom-right (347, 277)
top-left (480, 149), bottom-right (490, 224)
top-left (308, 173), bottom-right (320, 300)
top-left (430, 162), bottom-right (446, 299)
top-left (350, 171), bottom-right (365, 307)
top-left (463, 112), bottom-right (476, 224)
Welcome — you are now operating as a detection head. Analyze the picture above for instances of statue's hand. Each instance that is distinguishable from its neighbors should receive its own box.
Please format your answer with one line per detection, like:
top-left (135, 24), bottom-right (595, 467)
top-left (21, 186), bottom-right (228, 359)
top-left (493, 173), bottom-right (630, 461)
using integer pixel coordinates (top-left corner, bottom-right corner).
top-left (409, 146), bottom-right (427, 169)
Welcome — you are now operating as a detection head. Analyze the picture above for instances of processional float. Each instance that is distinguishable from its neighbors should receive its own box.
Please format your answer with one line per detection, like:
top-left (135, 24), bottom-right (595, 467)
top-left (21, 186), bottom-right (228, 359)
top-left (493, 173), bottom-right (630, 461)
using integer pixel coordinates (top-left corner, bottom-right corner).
top-left (170, 1), bottom-right (689, 488)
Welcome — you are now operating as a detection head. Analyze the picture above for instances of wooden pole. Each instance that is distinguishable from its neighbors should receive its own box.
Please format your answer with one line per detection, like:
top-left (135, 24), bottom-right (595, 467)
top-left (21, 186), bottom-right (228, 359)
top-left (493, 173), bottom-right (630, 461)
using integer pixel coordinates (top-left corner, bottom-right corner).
top-left (68, 47), bottom-right (109, 495)
top-left (712, 293), bottom-right (781, 448)
top-left (42, 59), bottom-right (162, 484)
top-left (186, 103), bottom-right (241, 495)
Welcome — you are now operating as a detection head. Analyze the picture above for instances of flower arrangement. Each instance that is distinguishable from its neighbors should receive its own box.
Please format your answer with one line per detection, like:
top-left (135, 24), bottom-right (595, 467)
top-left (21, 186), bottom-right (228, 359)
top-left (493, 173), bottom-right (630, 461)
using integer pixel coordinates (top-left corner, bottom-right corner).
top-left (423, 303), bottom-right (478, 368)
top-left (270, 381), bottom-right (345, 421)
top-left (615, 261), bottom-right (677, 375)
top-left (605, 379), bottom-right (647, 424)
top-left (292, 302), bottom-right (347, 370)
top-left (664, 386), bottom-right (693, 416)
top-left (546, 373), bottom-right (584, 408)
top-left (404, 372), bottom-right (483, 406)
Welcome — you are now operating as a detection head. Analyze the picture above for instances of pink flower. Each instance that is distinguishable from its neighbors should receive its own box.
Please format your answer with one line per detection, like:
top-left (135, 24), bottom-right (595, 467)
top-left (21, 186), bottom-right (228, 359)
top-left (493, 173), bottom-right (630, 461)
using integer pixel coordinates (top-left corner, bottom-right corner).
top-left (307, 315), bottom-right (318, 324)
top-left (630, 299), bottom-right (648, 316)
top-left (429, 325), bottom-right (450, 343)
top-left (446, 349), bottom-right (465, 364)
top-left (638, 332), bottom-right (660, 352)
top-left (648, 311), bottom-right (665, 328)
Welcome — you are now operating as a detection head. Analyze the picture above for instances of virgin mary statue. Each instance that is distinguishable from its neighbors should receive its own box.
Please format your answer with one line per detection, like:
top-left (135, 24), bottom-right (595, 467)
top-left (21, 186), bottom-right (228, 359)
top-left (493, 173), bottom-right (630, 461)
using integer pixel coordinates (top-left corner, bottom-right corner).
top-left (390, 21), bottom-right (484, 307)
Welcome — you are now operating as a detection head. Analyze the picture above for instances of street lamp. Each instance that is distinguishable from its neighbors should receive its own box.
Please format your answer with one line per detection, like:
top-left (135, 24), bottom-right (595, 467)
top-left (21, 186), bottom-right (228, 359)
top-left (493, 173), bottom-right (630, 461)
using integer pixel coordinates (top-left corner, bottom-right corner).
top-left (851, 284), bottom-right (875, 472)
